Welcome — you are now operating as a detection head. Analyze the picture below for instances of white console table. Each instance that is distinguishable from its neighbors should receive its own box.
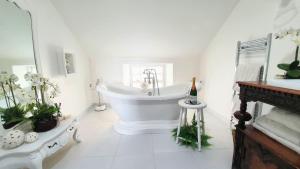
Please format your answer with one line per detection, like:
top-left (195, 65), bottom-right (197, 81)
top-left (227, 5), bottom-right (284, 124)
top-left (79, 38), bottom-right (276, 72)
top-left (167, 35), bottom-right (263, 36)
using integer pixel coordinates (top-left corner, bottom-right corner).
top-left (0, 118), bottom-right (81, 169)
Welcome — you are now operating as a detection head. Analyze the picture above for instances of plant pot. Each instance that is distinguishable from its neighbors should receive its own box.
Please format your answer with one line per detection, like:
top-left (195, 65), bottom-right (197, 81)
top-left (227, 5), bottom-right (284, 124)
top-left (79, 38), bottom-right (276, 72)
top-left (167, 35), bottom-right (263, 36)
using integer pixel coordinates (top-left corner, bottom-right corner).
top-left (33, 117), bottom-right (58, 132)
top-left (2, 121), bottom-right (21, 129)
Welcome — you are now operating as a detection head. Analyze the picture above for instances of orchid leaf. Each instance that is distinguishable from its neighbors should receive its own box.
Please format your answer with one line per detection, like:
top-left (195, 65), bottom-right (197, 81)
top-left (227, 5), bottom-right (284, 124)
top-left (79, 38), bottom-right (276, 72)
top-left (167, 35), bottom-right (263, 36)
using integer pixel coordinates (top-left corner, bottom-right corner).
top-left (0, 105), bottom-right (26, 125)
top-left (287, 69), bottom-right (300, 78)
top-left (289, 60), bottom-right (299, 70)
top-left (277, 64), bottom-right (290, 71)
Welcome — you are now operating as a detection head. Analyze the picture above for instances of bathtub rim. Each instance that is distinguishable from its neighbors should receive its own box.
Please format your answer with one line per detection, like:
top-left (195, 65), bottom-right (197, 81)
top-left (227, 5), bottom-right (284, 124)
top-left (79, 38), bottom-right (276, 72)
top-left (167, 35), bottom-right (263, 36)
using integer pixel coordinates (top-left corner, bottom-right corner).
top-left (100, 83), bottom-right (190, 101)
top-left (99, 82), bottom-right (202, 101)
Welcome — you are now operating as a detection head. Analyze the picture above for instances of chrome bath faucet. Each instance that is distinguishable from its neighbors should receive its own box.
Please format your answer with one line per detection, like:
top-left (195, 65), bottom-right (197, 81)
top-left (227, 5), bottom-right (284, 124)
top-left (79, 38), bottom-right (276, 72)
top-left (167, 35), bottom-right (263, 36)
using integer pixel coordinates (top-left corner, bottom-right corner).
top-left (143, 69), bottom-right (160, 96)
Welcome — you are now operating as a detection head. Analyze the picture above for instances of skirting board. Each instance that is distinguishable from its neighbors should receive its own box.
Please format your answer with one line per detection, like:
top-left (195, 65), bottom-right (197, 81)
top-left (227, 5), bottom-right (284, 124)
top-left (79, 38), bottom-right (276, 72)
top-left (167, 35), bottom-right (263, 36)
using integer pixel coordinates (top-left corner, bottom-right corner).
top-left (114, 120), bottom-right (178, 135)
top-left (77, 104), bottom-right (95, 120)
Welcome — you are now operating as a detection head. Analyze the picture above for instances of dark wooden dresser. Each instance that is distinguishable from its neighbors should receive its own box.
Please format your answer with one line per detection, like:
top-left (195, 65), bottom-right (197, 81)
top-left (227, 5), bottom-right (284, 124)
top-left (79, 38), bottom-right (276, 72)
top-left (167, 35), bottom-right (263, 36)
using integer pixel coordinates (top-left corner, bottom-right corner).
top-left (232, 81), bottom-right (300, 169)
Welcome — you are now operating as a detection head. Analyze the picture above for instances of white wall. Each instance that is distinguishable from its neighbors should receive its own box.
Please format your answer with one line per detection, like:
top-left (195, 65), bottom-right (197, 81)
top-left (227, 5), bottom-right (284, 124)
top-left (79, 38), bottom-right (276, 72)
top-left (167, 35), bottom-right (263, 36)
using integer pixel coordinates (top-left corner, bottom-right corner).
top-left (51, 0), bottom-right (239, 85)
top-left (199, 0), bottom-right (300, 121)
top-left (93, 56), bottom-right (200, 84)
top-left (26, 0), bottom-right (92, 116)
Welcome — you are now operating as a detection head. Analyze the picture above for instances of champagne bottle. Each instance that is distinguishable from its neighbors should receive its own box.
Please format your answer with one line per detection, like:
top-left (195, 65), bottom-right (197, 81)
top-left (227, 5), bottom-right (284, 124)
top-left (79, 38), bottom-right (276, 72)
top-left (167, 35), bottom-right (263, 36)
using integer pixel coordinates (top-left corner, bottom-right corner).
top-left (190, 77), bottom-right (197, 104)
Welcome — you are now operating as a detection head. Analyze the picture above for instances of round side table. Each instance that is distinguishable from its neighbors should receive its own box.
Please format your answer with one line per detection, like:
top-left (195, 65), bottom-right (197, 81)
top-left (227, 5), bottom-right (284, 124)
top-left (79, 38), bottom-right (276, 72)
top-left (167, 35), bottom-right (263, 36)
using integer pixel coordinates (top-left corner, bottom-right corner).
top-left (176, 99), bottom-right (207, 151)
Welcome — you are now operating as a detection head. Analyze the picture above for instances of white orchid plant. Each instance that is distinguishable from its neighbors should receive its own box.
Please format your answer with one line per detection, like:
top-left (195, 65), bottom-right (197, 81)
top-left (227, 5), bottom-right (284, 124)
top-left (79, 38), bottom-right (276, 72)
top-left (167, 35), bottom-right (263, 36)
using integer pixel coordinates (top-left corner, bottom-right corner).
top-left (0, 72), bottom-right (62, 129)
top-left (275, 28), bottom-right (300, 79)
top-left (24, 73), bottom-right (61, 124)
top-left (0, 72), bottom-right (20, 108)
top-left (0, 72), bottom-right (27, 128)
top-left (24, 73), bottom-right (60, 105)
top-left (275, 28), bottom-right (300, 45)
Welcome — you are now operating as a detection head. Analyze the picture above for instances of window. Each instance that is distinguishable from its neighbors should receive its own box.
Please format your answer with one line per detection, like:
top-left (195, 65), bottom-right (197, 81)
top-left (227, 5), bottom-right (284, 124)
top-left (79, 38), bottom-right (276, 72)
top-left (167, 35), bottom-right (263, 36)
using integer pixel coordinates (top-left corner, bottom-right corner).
top-left (12, 65), bottom-right (36, 88)
top-left (123, 63), bottom-right (173, 88)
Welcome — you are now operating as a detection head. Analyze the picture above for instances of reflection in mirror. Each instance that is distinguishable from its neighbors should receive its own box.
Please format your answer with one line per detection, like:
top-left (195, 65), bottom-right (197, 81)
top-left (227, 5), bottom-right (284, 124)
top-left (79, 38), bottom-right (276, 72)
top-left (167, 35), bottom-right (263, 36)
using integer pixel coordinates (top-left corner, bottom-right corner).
top-left (0, 0), bottom-right (37, 109)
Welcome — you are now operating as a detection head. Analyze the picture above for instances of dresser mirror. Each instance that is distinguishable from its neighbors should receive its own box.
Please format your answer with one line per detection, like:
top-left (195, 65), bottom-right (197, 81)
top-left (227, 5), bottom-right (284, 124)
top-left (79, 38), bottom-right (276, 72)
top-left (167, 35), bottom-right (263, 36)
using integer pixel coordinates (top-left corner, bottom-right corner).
top-left (0, 0), bottom-right (37, 109)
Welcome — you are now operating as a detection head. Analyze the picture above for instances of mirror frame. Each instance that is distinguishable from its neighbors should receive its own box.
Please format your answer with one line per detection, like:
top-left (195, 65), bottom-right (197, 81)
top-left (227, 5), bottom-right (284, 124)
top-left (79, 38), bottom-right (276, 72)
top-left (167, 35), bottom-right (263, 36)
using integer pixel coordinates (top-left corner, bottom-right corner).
top-left (6, 0), bottom-right (42, 74)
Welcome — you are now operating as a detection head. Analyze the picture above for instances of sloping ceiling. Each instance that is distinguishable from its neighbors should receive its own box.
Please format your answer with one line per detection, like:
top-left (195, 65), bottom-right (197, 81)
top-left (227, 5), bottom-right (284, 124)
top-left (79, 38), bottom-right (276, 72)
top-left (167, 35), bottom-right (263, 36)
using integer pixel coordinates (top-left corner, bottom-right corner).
top-left (50, 0), bottom-right (238, 59)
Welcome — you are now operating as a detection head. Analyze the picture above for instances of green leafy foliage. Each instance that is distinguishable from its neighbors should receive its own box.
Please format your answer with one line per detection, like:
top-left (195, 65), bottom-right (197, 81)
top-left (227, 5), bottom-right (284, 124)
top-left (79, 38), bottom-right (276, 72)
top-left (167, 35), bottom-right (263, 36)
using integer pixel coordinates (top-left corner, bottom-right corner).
top-left (277, 64), bottom-right (290, 71)
top-left (172, 113), bottom-right (212, 150)
top-left (29, 103), bottom-right (62, 123)
top-left (290, 60), bottom-right (300, 70)
top-left (0, 105), bottom-right (26, 125)
top-left (277, 46), bottom-right (300, 79)
top-left (287, 69), bottom-right (300, 78)
top-left (278, 61), bottom-right (300, 79)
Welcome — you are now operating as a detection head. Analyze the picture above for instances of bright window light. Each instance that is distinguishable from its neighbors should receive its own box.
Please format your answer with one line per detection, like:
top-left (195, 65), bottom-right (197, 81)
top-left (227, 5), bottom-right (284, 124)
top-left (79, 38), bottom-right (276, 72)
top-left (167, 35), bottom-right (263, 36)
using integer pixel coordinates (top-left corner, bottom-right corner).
top-left (12, 65), bottom-right (36, 88)
top-left (122, 63), bottom-right (174, 88)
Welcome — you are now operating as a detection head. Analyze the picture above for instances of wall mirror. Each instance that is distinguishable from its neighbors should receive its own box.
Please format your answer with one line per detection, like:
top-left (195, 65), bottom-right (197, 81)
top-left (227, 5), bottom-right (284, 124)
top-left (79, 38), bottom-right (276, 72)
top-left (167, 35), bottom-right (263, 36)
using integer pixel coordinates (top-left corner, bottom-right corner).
top-left (0, 0), bottom-right (37, 108)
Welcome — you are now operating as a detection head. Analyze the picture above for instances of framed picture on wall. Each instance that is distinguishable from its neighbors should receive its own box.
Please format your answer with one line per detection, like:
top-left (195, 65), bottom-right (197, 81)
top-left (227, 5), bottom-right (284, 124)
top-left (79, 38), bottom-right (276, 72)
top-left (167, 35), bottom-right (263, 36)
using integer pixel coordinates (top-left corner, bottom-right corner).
top-left (57, 48), bottom-right (76, 77)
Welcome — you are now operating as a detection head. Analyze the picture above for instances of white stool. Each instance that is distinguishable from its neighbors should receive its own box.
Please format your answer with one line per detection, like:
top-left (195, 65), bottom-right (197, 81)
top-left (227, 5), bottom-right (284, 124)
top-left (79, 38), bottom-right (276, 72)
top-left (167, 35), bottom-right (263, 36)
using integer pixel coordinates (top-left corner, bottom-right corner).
top-left (176, 99), bottom-right (207, 151)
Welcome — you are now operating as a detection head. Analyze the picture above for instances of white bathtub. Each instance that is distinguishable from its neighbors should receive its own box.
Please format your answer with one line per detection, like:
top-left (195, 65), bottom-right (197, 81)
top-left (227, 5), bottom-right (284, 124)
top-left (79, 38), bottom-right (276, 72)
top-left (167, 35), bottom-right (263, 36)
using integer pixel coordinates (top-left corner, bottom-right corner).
top-left (99, 83), bottom-right (199, 135)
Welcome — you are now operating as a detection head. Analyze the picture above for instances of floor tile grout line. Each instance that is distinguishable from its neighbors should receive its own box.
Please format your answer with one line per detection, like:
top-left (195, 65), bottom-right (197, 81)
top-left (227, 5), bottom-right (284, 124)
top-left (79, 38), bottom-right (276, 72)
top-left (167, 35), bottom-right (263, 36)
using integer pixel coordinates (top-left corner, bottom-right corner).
top-left (108, 130), bottom-right (122, 169)
top-left (151, 134), bottom-right (158, 169)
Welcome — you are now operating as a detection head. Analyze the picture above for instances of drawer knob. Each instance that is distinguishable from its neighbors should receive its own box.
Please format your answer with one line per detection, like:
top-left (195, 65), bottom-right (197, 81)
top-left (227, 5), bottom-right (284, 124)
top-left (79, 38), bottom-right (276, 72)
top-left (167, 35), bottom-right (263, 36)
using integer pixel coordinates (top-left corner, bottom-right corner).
top-left (48, 142), bottom-right (58, 149)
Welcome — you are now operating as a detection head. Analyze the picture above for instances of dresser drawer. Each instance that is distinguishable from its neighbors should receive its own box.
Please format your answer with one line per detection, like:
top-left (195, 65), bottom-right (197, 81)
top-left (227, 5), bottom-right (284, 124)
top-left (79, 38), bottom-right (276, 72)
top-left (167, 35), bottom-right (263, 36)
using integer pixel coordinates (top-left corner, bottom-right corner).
top-left (43, 132), bottom-right (72, 156)
top-left (44, 139), bottom-right (61, 156)
top-left (237, 130), bottom-right (297, 169)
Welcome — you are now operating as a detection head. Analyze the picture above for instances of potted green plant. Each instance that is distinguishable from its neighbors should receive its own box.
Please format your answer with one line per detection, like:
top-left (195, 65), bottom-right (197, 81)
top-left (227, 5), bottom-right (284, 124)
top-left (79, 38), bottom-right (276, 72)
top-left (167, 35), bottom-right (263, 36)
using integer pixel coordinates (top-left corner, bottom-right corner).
top-left (172, 113), bottom-right (212, 149)
top-left (275, 28), bottom-right (300, 79)
top-left (0, 72), bottom-right (27, 129)
top-left (24, 73), bottom-right (61, 132)
top-left (0, 106), bottom-right (26, 129)
top-left (28, 103), bottom-right (61, 132)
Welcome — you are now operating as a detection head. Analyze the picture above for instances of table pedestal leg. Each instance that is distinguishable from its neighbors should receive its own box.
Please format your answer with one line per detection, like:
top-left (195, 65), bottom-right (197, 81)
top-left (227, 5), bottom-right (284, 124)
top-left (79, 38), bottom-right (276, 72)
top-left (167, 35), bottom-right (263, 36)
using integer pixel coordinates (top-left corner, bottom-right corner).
top-left (200, 108), bottom-right (205, 135)
top-left (196, 110), bottom-right (202, 151)
top-left (176, 108), bottom-right (183, 143)
top-left (183, 108), bottom-right (187, 126)
top-left (29, 153), bottom-right (43, 169)
top-left (73, 128), bottom-right (82, 143)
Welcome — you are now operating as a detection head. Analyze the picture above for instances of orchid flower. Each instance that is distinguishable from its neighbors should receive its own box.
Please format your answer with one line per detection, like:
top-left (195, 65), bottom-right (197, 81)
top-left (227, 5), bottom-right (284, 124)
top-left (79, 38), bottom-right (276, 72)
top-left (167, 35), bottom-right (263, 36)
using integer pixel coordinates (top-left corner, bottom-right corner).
top-left (275, 28), bottom-right (300, 46)
top-left (24, 73), bottom-right (60, 105)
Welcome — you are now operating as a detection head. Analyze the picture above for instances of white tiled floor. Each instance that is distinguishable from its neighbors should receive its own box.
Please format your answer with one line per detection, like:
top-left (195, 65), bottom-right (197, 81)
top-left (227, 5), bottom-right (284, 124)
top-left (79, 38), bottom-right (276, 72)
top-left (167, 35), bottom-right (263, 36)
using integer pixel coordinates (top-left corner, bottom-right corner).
top-left (44, 108), bottom-right (234, 169)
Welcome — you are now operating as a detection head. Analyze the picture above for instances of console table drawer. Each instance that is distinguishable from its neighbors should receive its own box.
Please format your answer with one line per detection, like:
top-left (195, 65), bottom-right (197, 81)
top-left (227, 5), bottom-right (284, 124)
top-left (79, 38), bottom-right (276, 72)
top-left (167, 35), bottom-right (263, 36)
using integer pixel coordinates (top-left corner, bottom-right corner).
top-left (44, 140), bottom-right (61, 156)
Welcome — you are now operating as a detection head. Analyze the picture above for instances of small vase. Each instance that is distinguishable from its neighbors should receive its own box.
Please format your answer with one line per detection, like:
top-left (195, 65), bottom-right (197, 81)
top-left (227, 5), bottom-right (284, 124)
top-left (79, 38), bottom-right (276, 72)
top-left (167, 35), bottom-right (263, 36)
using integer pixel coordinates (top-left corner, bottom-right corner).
top-left (33, 117), bottom-right (58, 132)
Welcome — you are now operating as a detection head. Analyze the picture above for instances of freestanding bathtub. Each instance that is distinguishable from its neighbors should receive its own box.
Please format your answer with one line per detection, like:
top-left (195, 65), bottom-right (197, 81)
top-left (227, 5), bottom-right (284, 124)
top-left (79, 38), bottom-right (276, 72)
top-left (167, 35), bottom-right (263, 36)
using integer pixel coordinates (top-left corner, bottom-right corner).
top-left (99, 83), bottom-right (199, 135)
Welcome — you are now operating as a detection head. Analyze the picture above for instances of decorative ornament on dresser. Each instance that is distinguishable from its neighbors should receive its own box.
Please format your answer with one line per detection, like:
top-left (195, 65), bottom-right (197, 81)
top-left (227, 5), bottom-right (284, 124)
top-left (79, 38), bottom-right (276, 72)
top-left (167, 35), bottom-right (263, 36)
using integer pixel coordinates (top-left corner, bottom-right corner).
top-left (24, 132), bottom-right (39, 143)
top-left (2, 130), bottom-right (25, 149)
top-left (94, 78), bottom-right (106, 111)
top-left (275, 28), bottom-right (300, 79)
